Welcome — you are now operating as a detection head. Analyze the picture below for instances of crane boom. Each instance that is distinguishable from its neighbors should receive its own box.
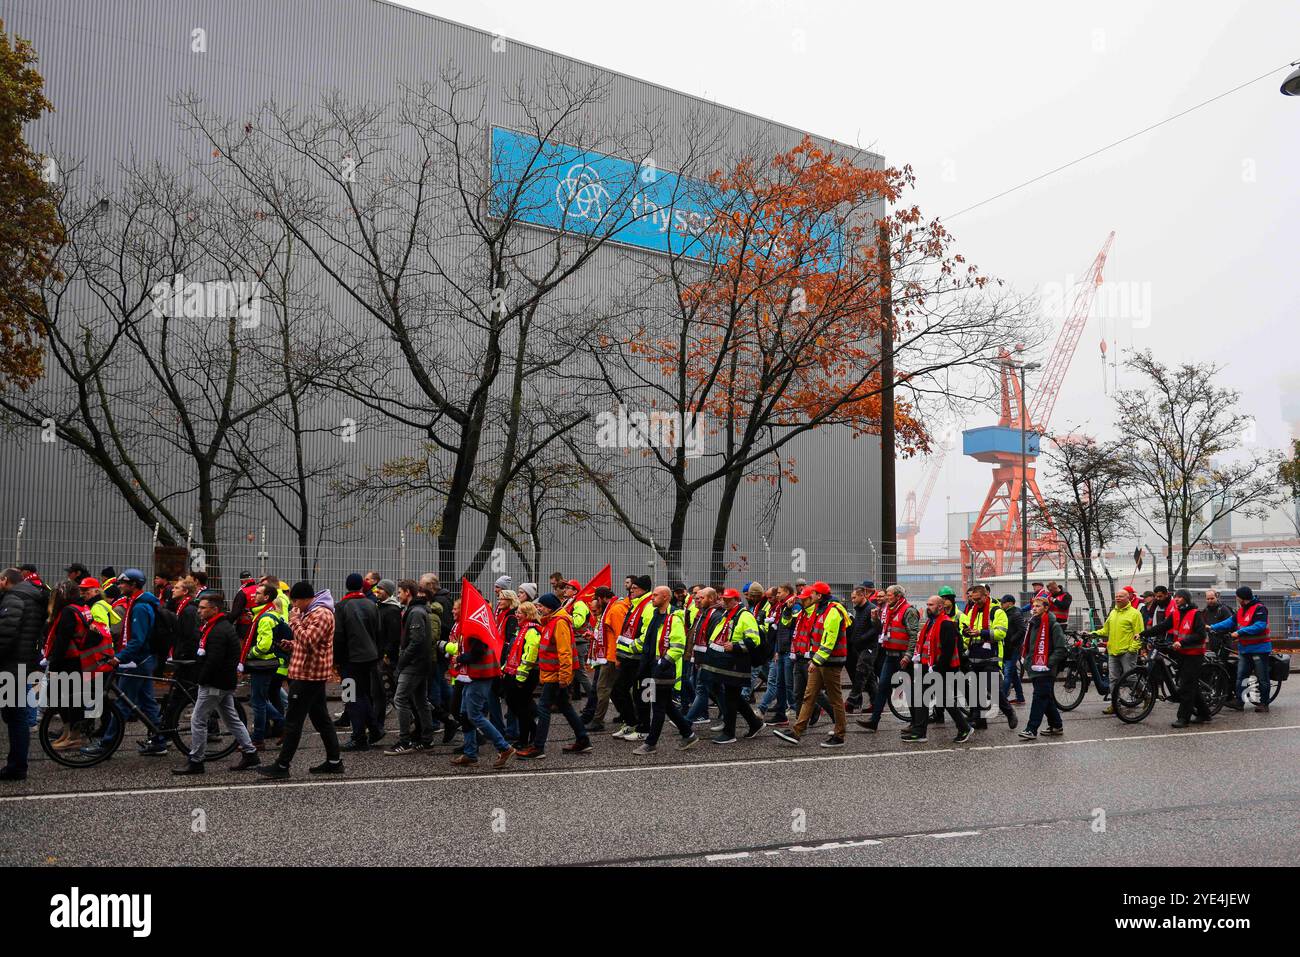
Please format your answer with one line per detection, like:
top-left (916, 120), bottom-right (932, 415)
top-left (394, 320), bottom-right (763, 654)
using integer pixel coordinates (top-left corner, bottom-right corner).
top-left (1027, 230), bottom-right (1115, 430)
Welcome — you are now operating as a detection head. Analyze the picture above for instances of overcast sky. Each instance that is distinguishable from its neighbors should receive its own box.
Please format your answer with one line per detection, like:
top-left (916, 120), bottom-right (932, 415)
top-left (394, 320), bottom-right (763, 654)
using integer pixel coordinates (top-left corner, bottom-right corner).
top-left (398, 0), bottom-right (1300, 546)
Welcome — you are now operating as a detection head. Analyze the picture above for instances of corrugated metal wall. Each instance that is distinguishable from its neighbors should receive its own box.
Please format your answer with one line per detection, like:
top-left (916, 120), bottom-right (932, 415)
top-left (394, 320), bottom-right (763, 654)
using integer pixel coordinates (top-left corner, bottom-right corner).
top-left (1, 0), bottom-right (884, 589)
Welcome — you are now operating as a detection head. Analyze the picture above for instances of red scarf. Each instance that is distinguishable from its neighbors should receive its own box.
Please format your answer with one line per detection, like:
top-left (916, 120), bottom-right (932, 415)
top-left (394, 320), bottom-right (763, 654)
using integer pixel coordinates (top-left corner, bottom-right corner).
top-left (1029, 614), bottom-right (1052, 670)
top-left (198, 612), bottom-right (225, 653)
top-left (967, 599), bottom-right (990, 634)
top-left (916, 610), bottom-right (950, 666)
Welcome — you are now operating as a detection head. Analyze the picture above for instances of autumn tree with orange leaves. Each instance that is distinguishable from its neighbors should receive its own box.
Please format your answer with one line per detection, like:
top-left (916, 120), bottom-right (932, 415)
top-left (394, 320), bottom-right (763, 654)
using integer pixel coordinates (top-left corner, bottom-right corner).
top-left (571, 136), bottom-right (1032, 584)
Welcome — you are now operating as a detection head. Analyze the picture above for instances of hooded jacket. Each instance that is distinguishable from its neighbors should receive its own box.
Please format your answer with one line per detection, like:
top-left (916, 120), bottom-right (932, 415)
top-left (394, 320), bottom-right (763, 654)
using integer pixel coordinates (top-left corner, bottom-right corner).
top-left (334, 591), bottom-right (380, 665)
top-left (287, 590), bottom-right (336, 682)
top-left (116, 589), bottom-right (161, 666)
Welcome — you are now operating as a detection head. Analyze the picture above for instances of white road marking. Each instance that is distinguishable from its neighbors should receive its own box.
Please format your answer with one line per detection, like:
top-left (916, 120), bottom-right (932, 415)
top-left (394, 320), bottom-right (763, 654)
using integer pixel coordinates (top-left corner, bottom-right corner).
top-left (4, 723), bottom-right (1297, 805)
top-left (930, 830), bottom-right (982, 839)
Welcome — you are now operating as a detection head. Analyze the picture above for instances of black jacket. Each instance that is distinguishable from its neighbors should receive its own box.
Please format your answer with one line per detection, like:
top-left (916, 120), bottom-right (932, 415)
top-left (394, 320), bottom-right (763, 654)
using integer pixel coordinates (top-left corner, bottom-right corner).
top-left (398, 599), bottom-right (436, 676)
top-left (1021, 614), bottom-right (1067, 674)
top-left (848, 601), bottom-right (876, 655)
top-left (334, 594), bottom-right (380, 665)
top-left (172, 600), bottom-right (201, 660)
top-left (196, 615), bottom-right (240, 690)
top-left (0, 580), bottom-right (46, 674)
top-left (1002, 605), bottom-right (1026, 654)
top-left (377, 598), bottom-right (402, 660)
top-left (934, 618), bottom-right (963, 672)
top-left (46, 603), bottom-right (86, 672)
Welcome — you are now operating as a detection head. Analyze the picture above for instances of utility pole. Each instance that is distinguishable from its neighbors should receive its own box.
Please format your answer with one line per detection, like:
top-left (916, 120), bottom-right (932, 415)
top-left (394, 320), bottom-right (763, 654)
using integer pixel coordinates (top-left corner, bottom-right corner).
top-left (878, 223), bottom-right (897, 587)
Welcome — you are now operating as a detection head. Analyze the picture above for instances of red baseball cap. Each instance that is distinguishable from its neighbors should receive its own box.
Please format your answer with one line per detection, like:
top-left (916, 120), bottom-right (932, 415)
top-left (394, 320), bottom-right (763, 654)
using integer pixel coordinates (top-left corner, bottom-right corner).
top-left (798, 586), bottom-right (816, 600)
top-left (721, 587), bottom-right (742, 599)
top-left (567, 579), bottom-right (581, 591)
top-left (78, 577), bottom-right (101, 590)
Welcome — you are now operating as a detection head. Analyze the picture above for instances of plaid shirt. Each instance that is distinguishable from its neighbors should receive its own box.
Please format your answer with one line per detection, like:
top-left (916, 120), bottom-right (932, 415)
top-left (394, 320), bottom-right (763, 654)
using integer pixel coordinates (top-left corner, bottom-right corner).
top-left (287, 605), bottom-right (335, 682)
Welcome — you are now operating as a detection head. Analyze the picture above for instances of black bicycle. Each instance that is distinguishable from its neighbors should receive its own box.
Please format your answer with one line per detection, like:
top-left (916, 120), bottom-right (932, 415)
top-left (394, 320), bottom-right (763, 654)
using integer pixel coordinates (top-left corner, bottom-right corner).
top-left (38, 664), bottom-right (248, 768)
top-left (1051, 631), bottom-right (1110, 711)
top-left (1111, 641), bottom-right (1227, 724)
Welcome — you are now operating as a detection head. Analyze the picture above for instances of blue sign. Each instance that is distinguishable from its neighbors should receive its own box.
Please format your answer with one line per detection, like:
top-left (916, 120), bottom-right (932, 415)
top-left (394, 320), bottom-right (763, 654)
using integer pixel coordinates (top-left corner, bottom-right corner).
top-left (490, 127), bottom-right (718, 258)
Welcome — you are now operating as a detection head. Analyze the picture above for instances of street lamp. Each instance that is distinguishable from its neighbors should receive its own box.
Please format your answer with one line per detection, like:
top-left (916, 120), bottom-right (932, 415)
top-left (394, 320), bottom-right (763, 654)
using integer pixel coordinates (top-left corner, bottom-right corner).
top-left (1281, 61), bottom-right (1300, 96)
top-left (1018, 361), bottom-right (1042, 599)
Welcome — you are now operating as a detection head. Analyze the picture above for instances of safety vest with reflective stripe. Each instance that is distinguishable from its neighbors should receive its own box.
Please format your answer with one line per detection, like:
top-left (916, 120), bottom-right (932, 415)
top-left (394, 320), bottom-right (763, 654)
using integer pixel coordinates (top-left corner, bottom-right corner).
top-left (616, 594), bottom-right (654, 661)
top-left (881, 599), bottom-right (912, 652)
top-left (916, 612), bottom-right (960, 669)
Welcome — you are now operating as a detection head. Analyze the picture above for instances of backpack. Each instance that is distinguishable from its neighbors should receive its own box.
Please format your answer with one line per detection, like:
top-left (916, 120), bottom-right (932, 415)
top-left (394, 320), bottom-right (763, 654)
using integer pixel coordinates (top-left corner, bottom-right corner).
top-left (150, 605), bottom-right (177, 660)
top-left (747, 610), bottom-right (778, 667)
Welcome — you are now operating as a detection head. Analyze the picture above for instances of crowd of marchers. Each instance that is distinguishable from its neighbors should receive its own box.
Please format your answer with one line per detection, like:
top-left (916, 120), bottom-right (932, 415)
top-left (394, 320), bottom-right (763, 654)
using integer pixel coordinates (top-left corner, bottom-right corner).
top-left (0, 561), bottom-right (1279, 781)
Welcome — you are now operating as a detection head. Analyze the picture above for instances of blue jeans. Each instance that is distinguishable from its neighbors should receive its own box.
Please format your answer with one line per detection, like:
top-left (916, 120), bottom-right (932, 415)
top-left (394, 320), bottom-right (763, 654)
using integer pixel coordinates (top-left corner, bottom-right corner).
top-left (534, 682), bottom-right (587, 751)
top-left (685, 664), bottom-right (724, 723)
top-left (1236, 652), bottom-right (1270, 705)
top-left (759, 654), bottom-right (792, 719)
top-left (248, 670), bottom-right (287, 741)
top-left (1002, 656), bottom-right (1023, 701)
top-left (115, 658), bottom-right (162, 739)
top-left (1, 703), bottom-right (30, 773)
top-left (1026, 674), bottom-right (1061, 733)
top-left (428, 657), bottom-right (449, 711)
top-left (867, 654), bottom-right (902, 726)
top-left (462, 679), bottom-right (510, 759)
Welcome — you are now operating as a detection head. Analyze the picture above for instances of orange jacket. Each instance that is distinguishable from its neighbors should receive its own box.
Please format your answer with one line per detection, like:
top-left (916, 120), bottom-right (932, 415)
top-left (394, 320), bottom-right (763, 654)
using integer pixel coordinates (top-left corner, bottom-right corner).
top-left (540, 610), bottom-right (575, 686)
top-left (600, 598), bottom-right (628, 662)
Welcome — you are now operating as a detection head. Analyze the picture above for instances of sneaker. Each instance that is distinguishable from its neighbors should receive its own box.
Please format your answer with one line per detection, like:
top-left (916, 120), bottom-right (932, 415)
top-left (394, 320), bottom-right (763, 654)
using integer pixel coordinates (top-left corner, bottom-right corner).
top-left (691, 718), bottom-right (711, 727)
top-left (1170, 719), bottom-right (1189, 728)
top-left (743, 723), bottom-right (765, 739)
top-left (256, 762), bottom-right (291, 779)
top-left (677, 733), bottom-right (699, 751)
top-left (820, 735), bottom-right (846, 748)
top-left (611, 725), bottom-right (632, 740)
top-left (562, 740), bottom-right (594, 754)
top-left (900, 731), bottom-right (927, 742)
top-left (384, 741), bottom-right (421, 756)
top-left (492, 746), bottom-right (517, 769)
top-left (856, 720), bottom-right (878, 733)
top-left (515, 746), bottom-right (545, 760)
top-left (230, 751), bottom-right (260, 771)
top-left (0, 766), bottom-right (27, 781)
top-left (171, 760), bottom-right (205, 775)
top-left (766, 717), bottom-right (789, 727)
top-left (451, 754), bottom-right (478, 766)
top-left (138, 740), bottom-right (169, 757)
top-left (709, 723), bottom-right (725, 733)
top-left (1041, 726), bottom-right (1064, 737)
top-left (1006, 709), bottom-right (1019, 731)
top-left (771, 728), bottom-right (800, 745)
top-left (340, 739), bottom-right (370, 752)
top-left (368, 730), bottom-right (387, 746)
top-left (711, 734), bottom-right (737, 745)
top-left (622, 731), bottom-right (647, 742)
top-left (52, 733), bottom-right (87, 751)
top-left (332, 712), bottom-right (350, 727)
top-left (1255, 704), bottom-right (1270, 714)
top-left (1011, 698), bottom-right (1026, 706)
top-left (583, 721), bottom-right (605, 734)
top-left (309, 759), bottom-right (344, 774)
top-left (1017, 729), bottom-right (1038, 740)
top-left (953, 728), bottom-right (974, 744)
top-left (1102, 705), bottom-right (1115, 715)
top-left (632, 743), bottom-right (657, 755)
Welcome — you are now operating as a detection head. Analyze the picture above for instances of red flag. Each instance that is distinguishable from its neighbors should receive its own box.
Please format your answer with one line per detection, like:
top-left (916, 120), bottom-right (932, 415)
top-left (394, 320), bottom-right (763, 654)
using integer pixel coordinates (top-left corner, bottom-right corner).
top-left (458, 579), bottom-right (503, 661)
top-left (568, 564), bottom-right (612, 611)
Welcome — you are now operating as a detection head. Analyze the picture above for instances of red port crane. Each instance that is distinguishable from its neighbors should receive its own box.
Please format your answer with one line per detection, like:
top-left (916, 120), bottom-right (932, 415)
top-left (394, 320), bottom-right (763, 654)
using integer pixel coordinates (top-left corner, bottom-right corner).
top-left (897, 442), bottom-right (949, 563)
top-left (959, 232), bottom-right (1115, 587)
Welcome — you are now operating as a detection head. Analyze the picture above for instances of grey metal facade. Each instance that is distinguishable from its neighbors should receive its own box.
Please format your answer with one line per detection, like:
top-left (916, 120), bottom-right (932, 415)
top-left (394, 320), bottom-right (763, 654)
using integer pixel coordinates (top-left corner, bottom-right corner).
top-left (1, 0), bottom-right (883, 590)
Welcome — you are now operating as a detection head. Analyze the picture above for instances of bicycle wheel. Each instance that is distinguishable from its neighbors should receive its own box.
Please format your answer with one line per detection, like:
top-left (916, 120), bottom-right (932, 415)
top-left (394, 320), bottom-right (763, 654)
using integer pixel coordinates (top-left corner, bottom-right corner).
top-left (1269, 678), bottom-right (1283, 703)
top-left (1112, 668), bottom-right (1155, 724)
top-left (1052, 662), bottom-right (1086, 711)
top-left (887, 680), bottom-right (912, 722)
top-left (40, 707), bottom-right (123, 768)
top-left (167, 698), bottom-right (247, 760)
top-left (1200, 665), bottom-right (1228, 717)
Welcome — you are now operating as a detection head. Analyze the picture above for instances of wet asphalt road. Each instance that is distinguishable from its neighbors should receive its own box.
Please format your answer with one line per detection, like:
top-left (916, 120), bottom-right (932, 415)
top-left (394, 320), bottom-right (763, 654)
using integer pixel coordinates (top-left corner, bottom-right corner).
top-left (2, 688), bottom-right (1297, 867)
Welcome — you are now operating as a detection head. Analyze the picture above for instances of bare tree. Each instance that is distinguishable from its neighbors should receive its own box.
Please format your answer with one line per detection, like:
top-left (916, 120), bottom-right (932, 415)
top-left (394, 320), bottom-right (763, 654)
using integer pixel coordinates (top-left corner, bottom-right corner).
top-left (1115, 351), bottom-right (1283, 586)
top-left (180, 63), bottom-right (665, 583)
top-left (1036, 432), bottom-right (1129, 624)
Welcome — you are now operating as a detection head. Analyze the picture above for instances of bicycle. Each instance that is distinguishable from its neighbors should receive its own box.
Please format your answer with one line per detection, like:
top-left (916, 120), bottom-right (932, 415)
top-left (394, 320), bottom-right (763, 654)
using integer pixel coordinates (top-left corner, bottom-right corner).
top-left (1206, 639), bottom-right (1284, 708)
top-left (1052, 631), bottom-right (1110, 711)
top-left (1111, 641), bottom-right (1224, 724)
top-left (38, 662), bottom-right (248, 768)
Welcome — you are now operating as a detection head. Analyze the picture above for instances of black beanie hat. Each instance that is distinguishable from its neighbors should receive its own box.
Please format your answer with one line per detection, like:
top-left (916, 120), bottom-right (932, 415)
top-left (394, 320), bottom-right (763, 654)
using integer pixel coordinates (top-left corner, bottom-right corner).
top-left (1236, 585), bottom-right (1254, 602)
top-left (289, 580), bottom-right (315, 600)
top-left (538, 592), bottom-right (562, 611)
top-left (634, 574), bottom-right (653, 592)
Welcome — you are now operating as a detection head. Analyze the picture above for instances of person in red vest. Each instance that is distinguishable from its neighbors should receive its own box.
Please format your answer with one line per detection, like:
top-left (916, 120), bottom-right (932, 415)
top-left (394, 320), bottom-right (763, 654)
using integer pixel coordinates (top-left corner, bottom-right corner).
top-left (1139, 588), bottom-right (1210, 727)
top-left (1211, 585), bottom-right (1272, 713)
top-left (448, 590), bottom-right (516, 769)
top-left (900, 594), bottom-right (972, 744)
top-left (1046, 581), bottom-right (1072, 627)
top-left (859, 585), bottom-right (919, 733)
